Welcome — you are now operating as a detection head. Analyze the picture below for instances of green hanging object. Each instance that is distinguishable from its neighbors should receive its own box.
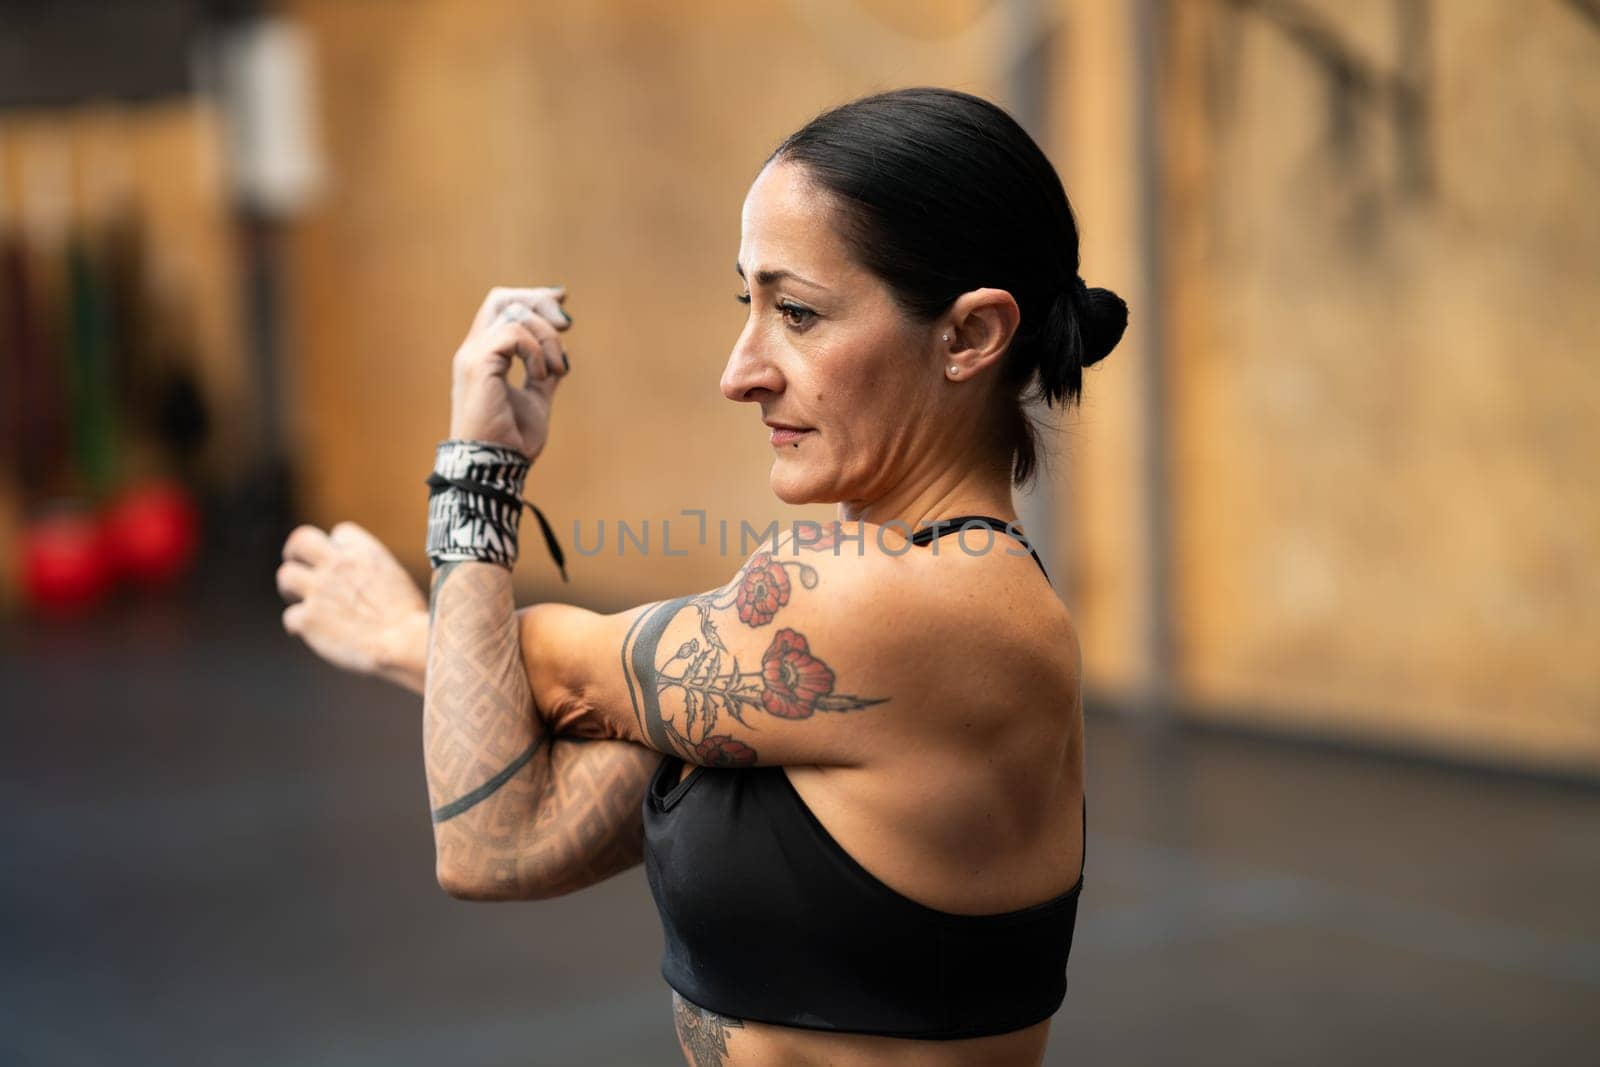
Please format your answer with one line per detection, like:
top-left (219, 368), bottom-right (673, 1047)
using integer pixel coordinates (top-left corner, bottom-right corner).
top-left (65, 231), bottom-right (119, 498)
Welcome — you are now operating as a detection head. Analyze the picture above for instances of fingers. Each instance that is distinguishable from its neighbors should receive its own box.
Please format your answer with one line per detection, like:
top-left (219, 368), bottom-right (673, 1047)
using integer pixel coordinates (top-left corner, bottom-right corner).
top-left (482, 313), bottom-right (567, 384)
top-left (495, 303), bottom-right (569, 379)
top-left (277, 560), bottom-right (313, 603)
top-left (283, 524), bottom-right (332, 566)
top-left (472, 285), bottom-right (570, 335)
top-left (463, 287), bottom-right (573, 386)
top-left (282, 601), bottom-right (308, 637)
top-left (330, 520), bottom-right (380, 549)
top-left (472, 319), bottom-right (549, 384)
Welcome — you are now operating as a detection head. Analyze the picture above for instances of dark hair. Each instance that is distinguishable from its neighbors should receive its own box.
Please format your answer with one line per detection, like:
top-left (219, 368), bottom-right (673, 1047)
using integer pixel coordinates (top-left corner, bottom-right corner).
top-left (767, 87), bottom-right (1128, 487)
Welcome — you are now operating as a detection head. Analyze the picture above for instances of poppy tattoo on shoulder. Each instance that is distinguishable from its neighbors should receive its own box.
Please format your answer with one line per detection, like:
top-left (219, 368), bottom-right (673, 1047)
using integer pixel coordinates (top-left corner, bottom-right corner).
top-left (620, 553), bottom-right (886, 766)
top-left (734, 552), bottom-right (789, 626)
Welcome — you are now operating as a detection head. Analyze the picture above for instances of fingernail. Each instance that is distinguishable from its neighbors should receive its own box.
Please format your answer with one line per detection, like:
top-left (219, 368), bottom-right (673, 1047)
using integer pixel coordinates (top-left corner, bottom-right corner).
top-left (560, 309), bottom-right (573, 325)
top-left (561, 350), bottom-right (570, 372)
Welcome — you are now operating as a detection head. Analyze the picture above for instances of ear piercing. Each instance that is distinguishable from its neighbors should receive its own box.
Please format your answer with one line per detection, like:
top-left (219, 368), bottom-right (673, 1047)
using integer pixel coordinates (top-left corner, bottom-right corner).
top-left (942, 333), bottom-right (949, 342)
top-left (949, 365), bottom-right (960, 376)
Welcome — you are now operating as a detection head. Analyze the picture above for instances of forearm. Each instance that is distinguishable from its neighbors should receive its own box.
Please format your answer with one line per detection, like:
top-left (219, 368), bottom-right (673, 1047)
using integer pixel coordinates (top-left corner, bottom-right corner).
top-left (422, 285), bottom-right (604, 897)
top-left (424, 560), bottom-right (549, 896)
top-left (423, 563), bottom-right (657, 899)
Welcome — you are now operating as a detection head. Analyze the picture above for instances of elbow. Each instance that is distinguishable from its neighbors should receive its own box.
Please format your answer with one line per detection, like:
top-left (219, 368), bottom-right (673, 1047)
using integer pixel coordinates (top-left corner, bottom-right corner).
top-left (434, 860), bottom-right (489, 900)
top-left (434, 857), bottom-right (523, 902)
top-left (434, 856), bottom-right (569, 902)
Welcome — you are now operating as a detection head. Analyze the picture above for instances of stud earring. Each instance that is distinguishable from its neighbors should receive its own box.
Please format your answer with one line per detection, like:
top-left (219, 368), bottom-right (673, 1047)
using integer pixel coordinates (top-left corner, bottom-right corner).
top-left (948, 365), bottom-right (960, 376)
top-left (942, 333), bottom-right (949, 342)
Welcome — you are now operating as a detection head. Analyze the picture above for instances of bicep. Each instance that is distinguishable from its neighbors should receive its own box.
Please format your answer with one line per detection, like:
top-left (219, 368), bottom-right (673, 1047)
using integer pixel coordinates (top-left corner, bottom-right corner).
top-left (518, 601), bottom-right (651, 741)
top-left (616, 588), bottom-right (897, 768)
top-left (518, 551), bottom-right (918, 769)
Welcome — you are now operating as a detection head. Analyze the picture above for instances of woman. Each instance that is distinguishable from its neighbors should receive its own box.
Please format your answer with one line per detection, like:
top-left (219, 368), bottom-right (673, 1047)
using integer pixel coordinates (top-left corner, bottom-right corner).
top-left (279, 87), bottom-right (1125, 1066)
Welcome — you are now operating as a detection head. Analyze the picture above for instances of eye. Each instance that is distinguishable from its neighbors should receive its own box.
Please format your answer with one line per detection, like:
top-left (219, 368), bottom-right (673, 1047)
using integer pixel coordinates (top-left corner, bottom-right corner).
top-left (735, 291), bottom-right (752, 304)
top-left (776, 300), bottom-right (816, 329)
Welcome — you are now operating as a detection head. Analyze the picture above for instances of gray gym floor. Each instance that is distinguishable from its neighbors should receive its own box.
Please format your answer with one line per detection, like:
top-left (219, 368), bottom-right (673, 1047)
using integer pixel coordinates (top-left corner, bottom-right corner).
top-left (3, 593), bottom-right (1597, 1065)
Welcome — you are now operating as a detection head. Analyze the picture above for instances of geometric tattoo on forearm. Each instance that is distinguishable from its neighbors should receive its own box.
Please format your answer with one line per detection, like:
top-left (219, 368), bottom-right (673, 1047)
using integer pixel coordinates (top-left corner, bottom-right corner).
top-left (430, 737), bottom-right (541, 823)
top-left (427, 561), bottom-right (542, 824)
top-left (424, 560), bottom-right (656, 895)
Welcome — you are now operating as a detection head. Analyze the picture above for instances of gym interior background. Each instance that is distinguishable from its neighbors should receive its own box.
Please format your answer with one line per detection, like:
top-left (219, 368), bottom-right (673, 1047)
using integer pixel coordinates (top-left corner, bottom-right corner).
top-left (2, 1), bottom-right (1596, 1063)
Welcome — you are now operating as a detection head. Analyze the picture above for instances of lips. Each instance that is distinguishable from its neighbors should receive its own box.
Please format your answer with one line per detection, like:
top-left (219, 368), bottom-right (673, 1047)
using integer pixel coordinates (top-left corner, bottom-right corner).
top-left (765, 420), bottom-right (813, 447)
top-left (768, 425), bottom-right (812, 447)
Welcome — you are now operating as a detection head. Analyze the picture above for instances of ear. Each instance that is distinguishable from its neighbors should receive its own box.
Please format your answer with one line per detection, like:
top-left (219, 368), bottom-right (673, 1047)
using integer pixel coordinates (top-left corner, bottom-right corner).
top-left (942, 288), bottom-right (1020, 382)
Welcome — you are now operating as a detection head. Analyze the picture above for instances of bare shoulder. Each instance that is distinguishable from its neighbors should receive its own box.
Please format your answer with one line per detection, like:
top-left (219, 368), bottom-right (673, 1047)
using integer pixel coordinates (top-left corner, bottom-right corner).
top-left (770, 519), bottom-right (1075, 653)
top-left (524, 518), bottom-right (1076, 769)
top-left (752, 518), bottom-right (1080, 711)
top-left (734, 519), bottom-right (1040, 659)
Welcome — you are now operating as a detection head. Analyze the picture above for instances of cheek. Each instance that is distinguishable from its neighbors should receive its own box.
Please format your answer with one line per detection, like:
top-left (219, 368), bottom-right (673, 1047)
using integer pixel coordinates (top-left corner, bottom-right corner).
top-left (804, 316), bottom-right (928, 450)
top-left (817, 370), bottom-right (907, 465)
top-left (824, 327), bottom-right (909, 399)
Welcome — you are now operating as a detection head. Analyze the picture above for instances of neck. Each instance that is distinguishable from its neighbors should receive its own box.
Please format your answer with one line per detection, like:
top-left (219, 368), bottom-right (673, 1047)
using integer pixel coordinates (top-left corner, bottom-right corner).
top-left (838, 458), bottom-right (1016, 533)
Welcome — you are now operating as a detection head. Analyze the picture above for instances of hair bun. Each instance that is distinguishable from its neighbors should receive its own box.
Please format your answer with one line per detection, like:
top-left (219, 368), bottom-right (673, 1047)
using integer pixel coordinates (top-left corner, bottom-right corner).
top-left (1075, 283), bottom-right (1128, 367)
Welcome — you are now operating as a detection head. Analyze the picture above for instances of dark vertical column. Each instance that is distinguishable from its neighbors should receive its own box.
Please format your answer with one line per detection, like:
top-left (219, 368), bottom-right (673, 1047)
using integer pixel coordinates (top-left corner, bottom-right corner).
top-left (1393, 0), bottom-right (1433, 202)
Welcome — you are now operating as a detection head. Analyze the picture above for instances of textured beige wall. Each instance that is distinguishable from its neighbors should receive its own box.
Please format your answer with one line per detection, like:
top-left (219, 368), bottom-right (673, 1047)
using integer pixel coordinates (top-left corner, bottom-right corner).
top-left (1161, 0), bottom-right (1600, 771)
top-left (1054, 0), bottom-right (1156, 699)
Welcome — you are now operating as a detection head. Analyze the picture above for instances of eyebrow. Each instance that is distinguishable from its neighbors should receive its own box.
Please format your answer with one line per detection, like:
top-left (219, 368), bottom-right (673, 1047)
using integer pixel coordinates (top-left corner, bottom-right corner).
top-left (735, 261), bottom-right (826, 290)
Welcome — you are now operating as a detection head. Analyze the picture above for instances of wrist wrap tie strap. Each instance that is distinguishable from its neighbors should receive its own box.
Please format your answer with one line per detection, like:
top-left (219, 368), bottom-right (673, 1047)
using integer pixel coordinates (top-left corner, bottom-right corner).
top-left (424, 440), bottom-right (568, 581)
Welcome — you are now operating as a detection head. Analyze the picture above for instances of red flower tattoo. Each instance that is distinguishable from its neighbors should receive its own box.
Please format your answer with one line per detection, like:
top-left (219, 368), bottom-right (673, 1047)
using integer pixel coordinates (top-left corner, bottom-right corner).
top-left (760, 628), bottom-right (837, 719)
top-left (735, 552), bottom-right (791, 626)
top-left (695, 734), bottom-right (757, 767)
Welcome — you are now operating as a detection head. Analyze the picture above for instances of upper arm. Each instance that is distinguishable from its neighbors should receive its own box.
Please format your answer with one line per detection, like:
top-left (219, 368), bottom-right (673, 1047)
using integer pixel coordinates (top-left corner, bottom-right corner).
top-left (519, 528), bottom-right (942, 769)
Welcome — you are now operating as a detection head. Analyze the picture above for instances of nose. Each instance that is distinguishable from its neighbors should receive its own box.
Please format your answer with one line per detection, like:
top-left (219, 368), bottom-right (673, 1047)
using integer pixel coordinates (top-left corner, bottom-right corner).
top-left (720, 320), bottom-right (783, 403)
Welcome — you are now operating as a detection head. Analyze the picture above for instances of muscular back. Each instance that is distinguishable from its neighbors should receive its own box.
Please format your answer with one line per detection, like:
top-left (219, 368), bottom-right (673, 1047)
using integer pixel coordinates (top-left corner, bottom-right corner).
top-left (527, 521), bottom-right (1085, 914)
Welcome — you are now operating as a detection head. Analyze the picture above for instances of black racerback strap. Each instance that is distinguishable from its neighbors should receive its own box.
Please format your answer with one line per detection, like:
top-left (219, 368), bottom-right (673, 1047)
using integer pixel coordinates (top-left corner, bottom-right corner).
top-left (908, 514), bottom-right (1051, 585)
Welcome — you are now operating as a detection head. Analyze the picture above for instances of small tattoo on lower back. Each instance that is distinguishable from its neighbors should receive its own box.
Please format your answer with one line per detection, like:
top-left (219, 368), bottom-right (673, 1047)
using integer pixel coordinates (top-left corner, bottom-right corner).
top-left (674, 994), bottom-right (744, 1067)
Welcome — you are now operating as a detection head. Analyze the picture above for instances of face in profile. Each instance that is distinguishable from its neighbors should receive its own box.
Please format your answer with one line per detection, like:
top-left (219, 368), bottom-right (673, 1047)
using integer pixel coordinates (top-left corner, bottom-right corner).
top-left (721, 160), bottom-right (949, 509)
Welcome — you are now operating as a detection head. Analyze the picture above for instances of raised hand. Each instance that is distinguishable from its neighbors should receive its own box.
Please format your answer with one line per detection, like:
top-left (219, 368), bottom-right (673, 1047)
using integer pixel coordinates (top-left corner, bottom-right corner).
top-left (450, 286), bottom-right (572, 459)
top-left (278, 521), bottom-right (430, 693)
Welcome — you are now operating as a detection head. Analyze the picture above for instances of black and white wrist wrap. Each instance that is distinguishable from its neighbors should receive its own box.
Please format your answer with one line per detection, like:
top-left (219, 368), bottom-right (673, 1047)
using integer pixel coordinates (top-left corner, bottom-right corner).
top-left (424, 440), bottom-right (568, 580)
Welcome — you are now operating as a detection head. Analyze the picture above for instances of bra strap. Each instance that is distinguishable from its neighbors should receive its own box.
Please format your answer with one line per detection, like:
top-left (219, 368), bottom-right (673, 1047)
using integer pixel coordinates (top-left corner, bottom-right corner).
top-left (908, 514), bottom-right (1051, 584)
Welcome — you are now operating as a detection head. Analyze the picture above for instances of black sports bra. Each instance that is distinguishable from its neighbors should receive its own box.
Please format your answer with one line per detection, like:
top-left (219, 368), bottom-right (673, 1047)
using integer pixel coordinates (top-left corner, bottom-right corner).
top-left (641, 516), bottom-right (1085, 1040)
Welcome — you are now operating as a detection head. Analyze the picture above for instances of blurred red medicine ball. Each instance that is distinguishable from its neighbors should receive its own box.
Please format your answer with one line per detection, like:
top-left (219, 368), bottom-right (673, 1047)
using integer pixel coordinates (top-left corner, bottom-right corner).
top-left (21, 507), bottom-right (113, 615)
top-left (102, 481), bottom-right (201, 587)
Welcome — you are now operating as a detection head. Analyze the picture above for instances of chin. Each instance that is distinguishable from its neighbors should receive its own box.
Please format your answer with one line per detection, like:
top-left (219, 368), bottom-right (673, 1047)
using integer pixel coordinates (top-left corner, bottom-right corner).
top-left (768, 458), bottom-right (836, 506)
